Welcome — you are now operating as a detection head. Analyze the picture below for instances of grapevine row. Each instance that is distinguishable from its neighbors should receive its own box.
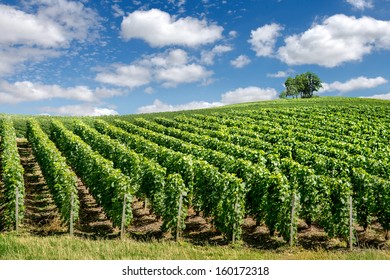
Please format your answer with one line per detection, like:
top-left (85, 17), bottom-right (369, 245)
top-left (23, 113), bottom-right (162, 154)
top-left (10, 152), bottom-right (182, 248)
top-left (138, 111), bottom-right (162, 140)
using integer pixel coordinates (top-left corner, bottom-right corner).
top-left (50, 120), bottom-right (133, 228)
top-left (0, 118), bottom-right (24, 230)
top-left (26, 119), bottom-right (79, 228)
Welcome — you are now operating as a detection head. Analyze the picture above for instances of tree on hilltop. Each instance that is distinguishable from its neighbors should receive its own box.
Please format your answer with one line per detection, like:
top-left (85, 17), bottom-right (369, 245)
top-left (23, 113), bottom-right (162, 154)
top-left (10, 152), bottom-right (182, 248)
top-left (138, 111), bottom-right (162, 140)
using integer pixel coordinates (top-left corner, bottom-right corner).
top-left (280, 72), bottom-right (322, 99)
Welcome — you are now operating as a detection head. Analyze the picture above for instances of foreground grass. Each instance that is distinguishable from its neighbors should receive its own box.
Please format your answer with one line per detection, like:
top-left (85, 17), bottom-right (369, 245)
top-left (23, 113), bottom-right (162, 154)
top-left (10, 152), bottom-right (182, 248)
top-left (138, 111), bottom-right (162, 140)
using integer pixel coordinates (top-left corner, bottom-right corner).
top-left (0, 233), bottom-right (389, 260)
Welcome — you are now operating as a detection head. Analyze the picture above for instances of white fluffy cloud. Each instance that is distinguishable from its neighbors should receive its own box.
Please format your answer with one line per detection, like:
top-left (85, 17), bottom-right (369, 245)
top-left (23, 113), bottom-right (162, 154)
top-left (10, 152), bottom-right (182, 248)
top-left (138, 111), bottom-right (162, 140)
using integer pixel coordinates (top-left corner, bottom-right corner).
top-left (0, 1), bottom-right (99, 47)
top-left (0, 80), bottom-right (122, 104)
top-left (137, 86), bottom-right (278, 113)
top-left (0, 1), bottom-right (100, 77)
top-left (361, 93), bottom-right (390, 100)
top-left (266, 69), bottom-right (295, 78)
top-left (121, 9), bottom-right (223, 47)
top-left (156, 64), bottom-right (212, 87)
top-left (248, 23), bottom-right (284, 57)
top-left (35, 0), bottom-right (101, 43)
top-left (42, 104), bottom-right (119, 116)
top-left (320, 76), bottom-right (388, 93)
top-left (201, 45), bottom-right (233, 65)
top-left (137, 99), bottom-right (223, 113)
top-left (95, 65), bottom-right (152, 89)
top-left (96, 49), bottom-right (213, 88)
top-left (0, 4), bottom-right (65, 47)
top-left (221, 87), bottom-right (278, 104)
top-left (230, 55), bottom-right (251, 68)
top-left (346, 0), bottom-right (373, 10)
top-left (278, 14), bottom-right (390, 67)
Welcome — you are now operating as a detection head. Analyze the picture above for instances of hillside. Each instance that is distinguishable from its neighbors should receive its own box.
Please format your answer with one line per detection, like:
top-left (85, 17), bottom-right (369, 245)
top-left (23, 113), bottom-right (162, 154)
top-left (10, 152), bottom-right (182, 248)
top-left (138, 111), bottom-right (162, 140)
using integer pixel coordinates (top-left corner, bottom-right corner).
top-left (1, 96), bottom-right (390, 259)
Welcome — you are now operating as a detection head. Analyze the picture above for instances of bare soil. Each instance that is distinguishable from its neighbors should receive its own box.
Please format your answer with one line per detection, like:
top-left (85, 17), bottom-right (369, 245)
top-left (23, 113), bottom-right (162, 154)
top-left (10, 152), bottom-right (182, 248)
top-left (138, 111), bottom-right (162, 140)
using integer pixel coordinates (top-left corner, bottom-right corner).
top-left (127, 201), bottom-right (390, 250)
top-left (74, 178), bottom-right (116, 238)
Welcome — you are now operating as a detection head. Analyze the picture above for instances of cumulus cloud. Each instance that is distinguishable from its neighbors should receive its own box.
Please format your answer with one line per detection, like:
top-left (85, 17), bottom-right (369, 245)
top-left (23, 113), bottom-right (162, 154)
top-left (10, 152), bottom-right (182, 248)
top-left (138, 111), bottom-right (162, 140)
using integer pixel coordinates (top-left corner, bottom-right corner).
top-left (96, 49), bottom-right (213, 89)
top-left (42, 104), bottom-right (119, 116)
top-left (248, 23), bottom-right (284, 57)
top-left (95, 65), bottom-right (152, 89)
top-left (120, 9), bottom-right (223, 47)
top-left (201, 45), bottom-right (233, 65)
top-left (0, 80), bottom-right (122, 104)
top-left (221, 87), bottom-right (278, 104)
top-left (361, 93), bottom-right (390, 100)
top-left (0, 1), bottom-right (100, 47)
top-left (266, 69), bottom-right (295, 78)
top-left (346, 0), bottom-right (373, 10)
top-left (0, 4), bottom-right (65, 47)
top-left (320, 76), bottom-right (388, 93)
top-left (156, 64), bottom-right (212, 87)
top-left (277, 14), bottom-right (390, 67)
top-left (230, 55), bottom-right (251, 68)
top-left (140, 49), bottom-right (189, 67)
top-left (137, 99), bottom-right (223, 113)
top-left (137, 86), bottom-right (278, 113)
top-left (0, 1), bottom-right (101, 77)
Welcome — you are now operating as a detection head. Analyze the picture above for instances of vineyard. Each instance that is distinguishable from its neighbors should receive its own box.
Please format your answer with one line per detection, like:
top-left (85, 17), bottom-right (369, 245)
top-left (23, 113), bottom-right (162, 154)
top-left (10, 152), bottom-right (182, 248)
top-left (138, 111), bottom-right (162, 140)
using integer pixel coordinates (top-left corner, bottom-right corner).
top-left (1, 97), bottom-right (390, 250)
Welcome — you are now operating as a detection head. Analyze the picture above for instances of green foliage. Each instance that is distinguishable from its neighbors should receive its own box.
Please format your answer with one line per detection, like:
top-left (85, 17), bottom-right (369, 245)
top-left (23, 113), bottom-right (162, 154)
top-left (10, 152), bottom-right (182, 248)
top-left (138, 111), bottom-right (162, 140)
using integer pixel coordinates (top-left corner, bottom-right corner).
top-left (317, 176), bottom-right (352, 240)
top-left (350, 168), bottom-right (375, 230)
top-left (0, 118), bottom-right (24, 230)
top-left (130, 118), bottom-right (267, 165)
top-left (264, 172), bottom-right (296, 241)
top-left (283, 72), bottom-right (322, 98)
top-left (213, 174), bottom-right (246, 241)
top-left (26, 119), bottom-right (79, 226)
top-left (50, 120), bottom-right (133, 228)
top-left (2, 97), bottom-right (390, 244)
top-left (95, 119), bottom-right (245, 240)
top-left (279, 90), bottom-right (287, 99)
top-left (72, 121), bottom-right (143, 192)
top-left (73, 120), bottom-right (191, 234)
top-left (372, 176), bottom-right (390, 232)
top-left (94, 119), bottom-right (194, 210)
top-left (161, 174), bottom-right (188, 236)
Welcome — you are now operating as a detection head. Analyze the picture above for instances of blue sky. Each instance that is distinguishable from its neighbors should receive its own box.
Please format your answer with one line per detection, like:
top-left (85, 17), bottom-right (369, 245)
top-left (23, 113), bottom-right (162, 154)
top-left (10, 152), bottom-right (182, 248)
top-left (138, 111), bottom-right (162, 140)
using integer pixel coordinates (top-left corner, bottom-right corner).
top-left (0, 0), bottom-right (389, 115)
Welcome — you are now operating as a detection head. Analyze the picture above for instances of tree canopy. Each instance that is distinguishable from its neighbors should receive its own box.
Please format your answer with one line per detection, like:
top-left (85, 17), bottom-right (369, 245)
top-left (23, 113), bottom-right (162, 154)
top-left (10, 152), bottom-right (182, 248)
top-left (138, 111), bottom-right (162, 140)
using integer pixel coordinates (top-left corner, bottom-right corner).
top-left (280, 72), bottom-right (322, 99)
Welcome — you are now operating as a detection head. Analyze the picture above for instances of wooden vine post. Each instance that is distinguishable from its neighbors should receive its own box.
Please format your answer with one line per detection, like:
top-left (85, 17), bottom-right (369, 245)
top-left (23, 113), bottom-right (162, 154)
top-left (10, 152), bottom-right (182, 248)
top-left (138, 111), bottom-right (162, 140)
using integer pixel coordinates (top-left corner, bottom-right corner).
top-left (121, 193), bottom-right (127, 240)
top-left (144, 198), bottom-right (148, 210)
top-left (349, 196), bottom-right (353, 251)
top-left (15, 186), bottom-right (19, 233)
top-left (290, 192), bottom-right (296, 247)
top-left (70, 192), bottom-right (74, 236)
top-left (176, 193), bottom-right (183, 241)
top-left (232, 201), bottom-right (238, 244)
